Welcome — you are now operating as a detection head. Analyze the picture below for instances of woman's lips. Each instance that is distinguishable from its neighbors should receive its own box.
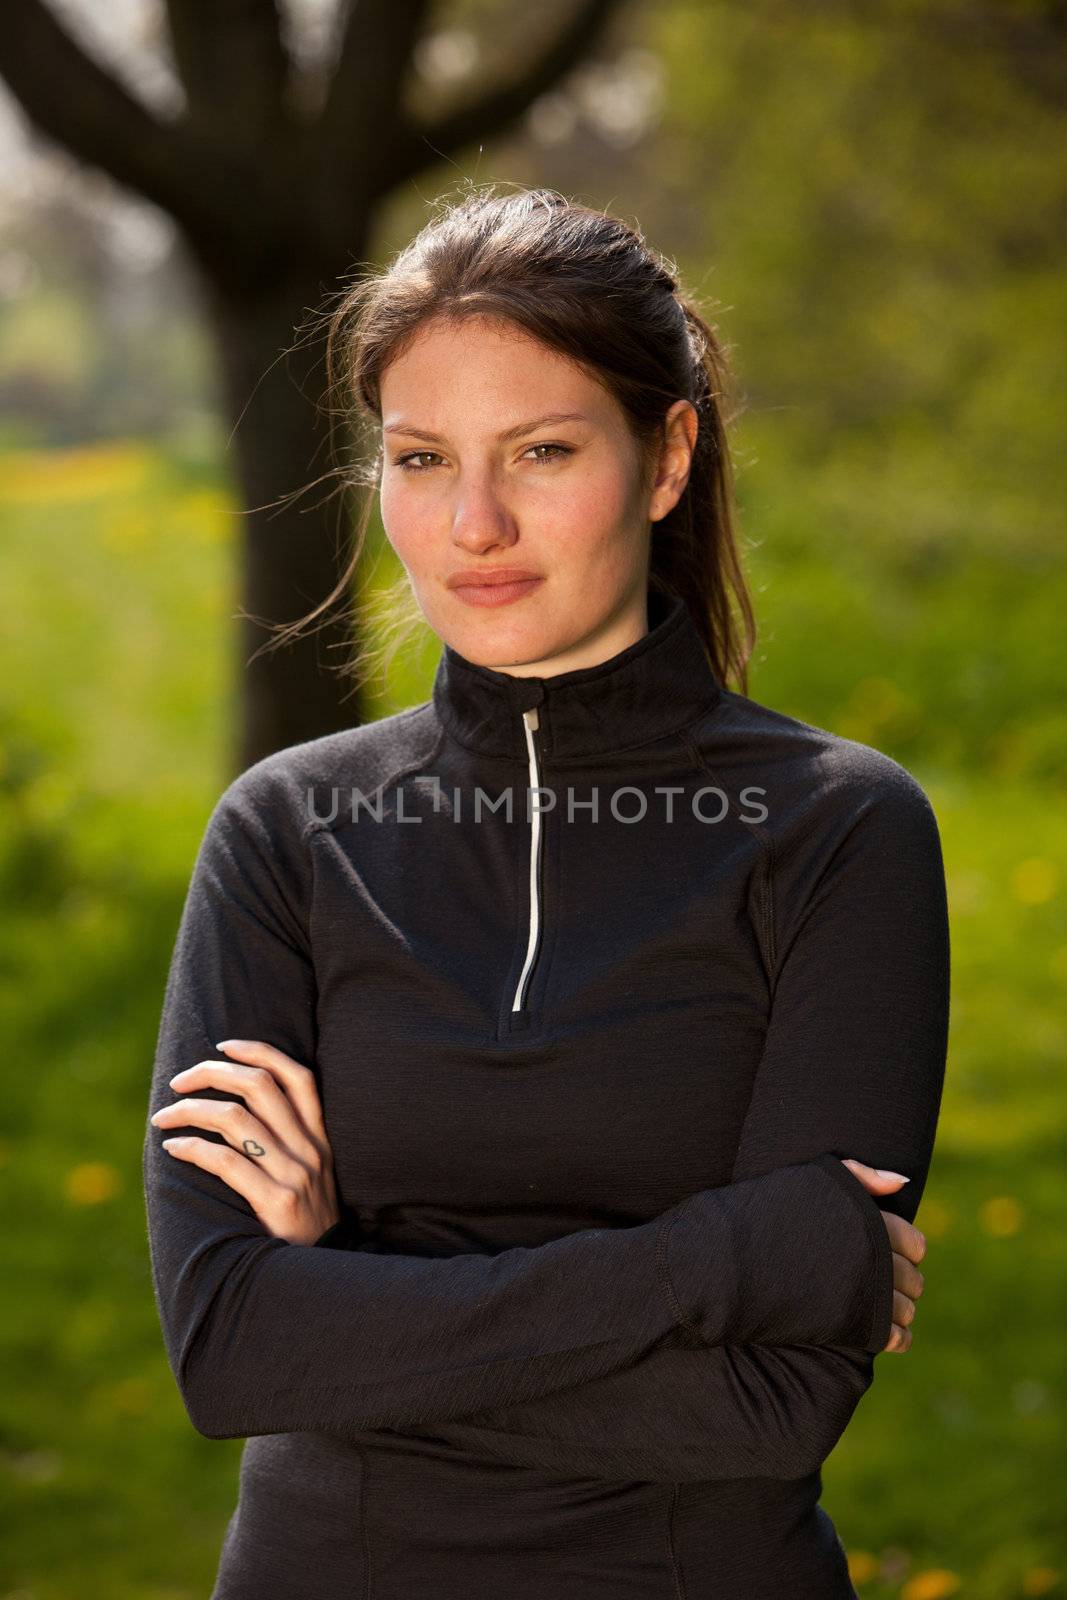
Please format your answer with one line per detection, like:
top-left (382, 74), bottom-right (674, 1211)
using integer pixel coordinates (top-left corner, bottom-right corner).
top-left (449, 576), bottom-right (545, 607)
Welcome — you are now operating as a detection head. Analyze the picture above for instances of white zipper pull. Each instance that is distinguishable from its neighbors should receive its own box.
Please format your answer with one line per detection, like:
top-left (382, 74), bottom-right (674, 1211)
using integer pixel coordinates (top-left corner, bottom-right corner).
top-left (511, 706), bottom-right (543, 1014)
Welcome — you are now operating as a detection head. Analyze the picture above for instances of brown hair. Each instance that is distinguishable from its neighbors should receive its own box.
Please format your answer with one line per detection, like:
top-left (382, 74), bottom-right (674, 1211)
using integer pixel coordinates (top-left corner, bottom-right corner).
top-left (268, 182), bottom-right (756, 696)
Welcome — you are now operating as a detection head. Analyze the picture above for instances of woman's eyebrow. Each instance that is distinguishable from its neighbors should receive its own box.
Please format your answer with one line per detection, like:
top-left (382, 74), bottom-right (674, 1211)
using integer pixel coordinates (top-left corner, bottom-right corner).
top-left (383, 411), bottom-right (591, 445)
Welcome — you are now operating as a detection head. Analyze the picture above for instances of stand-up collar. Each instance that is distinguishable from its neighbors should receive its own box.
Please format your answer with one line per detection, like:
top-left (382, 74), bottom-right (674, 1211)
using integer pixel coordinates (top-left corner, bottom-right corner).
top-left (431, 585), bottom-right (723, 763)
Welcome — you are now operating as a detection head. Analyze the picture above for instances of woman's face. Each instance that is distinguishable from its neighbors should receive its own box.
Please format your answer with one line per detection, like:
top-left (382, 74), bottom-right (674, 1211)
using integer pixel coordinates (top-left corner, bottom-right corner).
top-left (378, 313), bottom-right (695, 677)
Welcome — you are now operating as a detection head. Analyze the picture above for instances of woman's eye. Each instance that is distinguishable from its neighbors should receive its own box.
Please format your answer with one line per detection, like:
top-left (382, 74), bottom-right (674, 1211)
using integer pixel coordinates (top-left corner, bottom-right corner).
top-left (394, 443), bottom-right (572, 473)
top-left (525, 443), bottom-right (572, 465)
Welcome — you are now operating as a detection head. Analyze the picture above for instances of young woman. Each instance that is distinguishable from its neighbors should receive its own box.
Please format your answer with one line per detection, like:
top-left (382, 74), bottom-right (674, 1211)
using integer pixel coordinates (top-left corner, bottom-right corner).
top-left (144, 186), bottom-right (948, 1600)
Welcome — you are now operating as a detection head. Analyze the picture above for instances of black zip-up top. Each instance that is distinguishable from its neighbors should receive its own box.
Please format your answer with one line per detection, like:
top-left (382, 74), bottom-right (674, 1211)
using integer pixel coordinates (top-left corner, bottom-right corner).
top-left (143, 584), bottom-right (951, 1600)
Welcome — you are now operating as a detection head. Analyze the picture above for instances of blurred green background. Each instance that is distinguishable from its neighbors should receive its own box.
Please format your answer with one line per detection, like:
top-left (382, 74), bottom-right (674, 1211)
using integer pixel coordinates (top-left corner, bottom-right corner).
top-left (1, 3), bottom-right (1064, 1598)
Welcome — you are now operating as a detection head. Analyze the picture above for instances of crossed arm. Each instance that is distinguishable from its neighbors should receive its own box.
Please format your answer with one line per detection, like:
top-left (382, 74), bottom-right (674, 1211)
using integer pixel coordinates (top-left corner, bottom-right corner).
top-left (143, 756), bottom-right (949, 1477)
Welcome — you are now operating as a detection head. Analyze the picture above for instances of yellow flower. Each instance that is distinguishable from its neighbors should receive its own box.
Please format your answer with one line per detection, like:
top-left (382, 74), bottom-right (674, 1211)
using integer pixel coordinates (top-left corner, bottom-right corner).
top-left (845, 1549), bottom-right (879, 1584)
top-left (901, 1570), bottom-right (961, 1600)
top-left (1023, 1568), bottom-right (1060, 1595)
top-left (980, 1195), bottom-right (1024, 1236)
top-left (65, 1161), bottom-right (122, 1205)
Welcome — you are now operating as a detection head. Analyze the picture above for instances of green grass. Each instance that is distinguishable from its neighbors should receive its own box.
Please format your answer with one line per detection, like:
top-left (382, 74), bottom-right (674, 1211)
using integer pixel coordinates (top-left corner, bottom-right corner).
top-left (0, 437), bottom-right (1063, 1599)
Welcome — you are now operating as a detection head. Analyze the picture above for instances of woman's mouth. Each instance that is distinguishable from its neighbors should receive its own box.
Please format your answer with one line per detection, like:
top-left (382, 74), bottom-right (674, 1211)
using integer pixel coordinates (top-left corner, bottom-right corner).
top-left (447, 574), bottom-right (545, 608)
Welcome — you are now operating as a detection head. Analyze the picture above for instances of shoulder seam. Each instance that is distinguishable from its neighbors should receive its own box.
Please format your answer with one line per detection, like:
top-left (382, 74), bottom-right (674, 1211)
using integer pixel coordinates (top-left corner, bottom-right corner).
top-left (679, 725), bottom-right (777, 979)
top-left (300, 713), bottom-right (447, 844)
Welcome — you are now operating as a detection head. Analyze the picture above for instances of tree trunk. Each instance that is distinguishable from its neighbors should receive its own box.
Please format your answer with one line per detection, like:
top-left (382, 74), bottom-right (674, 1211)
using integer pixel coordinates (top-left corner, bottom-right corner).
top-left (200, 268), bottom-right (370, 776)
top-left (0, 0), bottom-right (627, 770)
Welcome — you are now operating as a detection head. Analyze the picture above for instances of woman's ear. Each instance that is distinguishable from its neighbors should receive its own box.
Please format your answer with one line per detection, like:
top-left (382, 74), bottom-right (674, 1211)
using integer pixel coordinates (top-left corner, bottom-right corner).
top-left (648, 400), bottom-right (698, 523)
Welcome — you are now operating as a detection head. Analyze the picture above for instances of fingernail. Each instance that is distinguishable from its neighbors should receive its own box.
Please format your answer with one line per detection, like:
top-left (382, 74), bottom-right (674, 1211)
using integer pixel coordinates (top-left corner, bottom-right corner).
top-left (877, 1169), bottom-right (910, 1182)
top-left (161, 1138), bottom-right (183, 1149)
top-left (215, 1040), bottom-right (235, 1052)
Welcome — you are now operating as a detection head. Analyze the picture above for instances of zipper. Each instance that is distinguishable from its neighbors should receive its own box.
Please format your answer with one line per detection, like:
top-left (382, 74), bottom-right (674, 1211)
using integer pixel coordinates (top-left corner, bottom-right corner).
top-left (510, 706), bottom-right (544, 1017)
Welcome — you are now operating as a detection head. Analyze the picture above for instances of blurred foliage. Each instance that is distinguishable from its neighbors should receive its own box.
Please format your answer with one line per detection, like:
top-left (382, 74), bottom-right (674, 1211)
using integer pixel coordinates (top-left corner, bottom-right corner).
top-left (1, 0), bottom-right (1065, 1595)
top-left (635, 1), bottom-right (1066, 792)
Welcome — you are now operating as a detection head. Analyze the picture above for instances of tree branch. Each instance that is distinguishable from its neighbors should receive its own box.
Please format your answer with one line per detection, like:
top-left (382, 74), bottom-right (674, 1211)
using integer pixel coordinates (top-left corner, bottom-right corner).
top-left (385, 0), bottom-right (628, 193)
top-left (0, 0), bottom-right (189, 206)
top-left (0, 0), bottom-right (288, 272)
top-left (316, 0), bottom-right (433, 194)
top-left (164, 0), bottom-right (290, 144)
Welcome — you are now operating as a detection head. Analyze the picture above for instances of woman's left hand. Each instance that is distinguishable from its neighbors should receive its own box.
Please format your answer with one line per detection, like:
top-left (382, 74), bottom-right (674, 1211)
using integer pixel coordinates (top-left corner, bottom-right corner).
top-left (150, 1039), bottom-right (342, 1245)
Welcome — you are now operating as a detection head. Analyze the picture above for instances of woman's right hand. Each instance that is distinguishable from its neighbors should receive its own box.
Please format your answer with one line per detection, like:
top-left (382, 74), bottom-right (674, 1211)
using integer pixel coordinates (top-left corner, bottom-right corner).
top-left (839, 1158), bottom-right (927, 1353)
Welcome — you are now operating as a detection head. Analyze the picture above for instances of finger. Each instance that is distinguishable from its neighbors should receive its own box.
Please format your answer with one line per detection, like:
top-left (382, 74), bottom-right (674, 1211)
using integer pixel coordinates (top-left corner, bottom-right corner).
top-left (153, 1094), bottom-right (308, 1189)
top-left (884, 1321), bottom-right (913, 1354)
top-left (166, 1060), bottom-right (322, 1167)
top-left (891, 1250), bottom-right (925, 1301)
top-left (214, 1040), bottom-right (328, 1147)
top-left (883, 1211), bottom-right (927, 1265)
top-left (840, 1158), bottom-right (911, 1192)
top-left (892, 1288), bottom-right (917, 1328)
top-left (160, 1134), bottom-right (278, 1217)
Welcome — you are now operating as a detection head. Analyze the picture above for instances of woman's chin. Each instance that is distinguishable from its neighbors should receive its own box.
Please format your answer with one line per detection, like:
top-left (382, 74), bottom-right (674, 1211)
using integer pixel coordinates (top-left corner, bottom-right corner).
top-left (433, 593), bottom-right (566, 671)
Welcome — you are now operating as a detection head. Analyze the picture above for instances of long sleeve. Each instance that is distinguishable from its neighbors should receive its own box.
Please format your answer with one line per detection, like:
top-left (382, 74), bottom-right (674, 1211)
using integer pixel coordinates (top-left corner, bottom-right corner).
top-left (143, 759), bottom-right (904, 1442)
top-left (363, 755), bottom-right (951, 1481)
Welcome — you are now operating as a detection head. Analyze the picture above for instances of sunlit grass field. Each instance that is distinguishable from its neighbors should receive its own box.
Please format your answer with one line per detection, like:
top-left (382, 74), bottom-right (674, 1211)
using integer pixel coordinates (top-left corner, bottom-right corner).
top-left (0, 435), bottom-right (1063, 1599)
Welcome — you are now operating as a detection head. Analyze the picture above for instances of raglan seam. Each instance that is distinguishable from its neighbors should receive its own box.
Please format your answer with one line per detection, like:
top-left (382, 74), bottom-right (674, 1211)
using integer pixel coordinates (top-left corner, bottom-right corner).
top-left (679, 724), bottom-right (777, 979)
top-left (678, 724), bottom-right (777, 856)
top-left (299, 710), bottom-right (447, 846)
top-left (762, 835), bottom-right (777, 976)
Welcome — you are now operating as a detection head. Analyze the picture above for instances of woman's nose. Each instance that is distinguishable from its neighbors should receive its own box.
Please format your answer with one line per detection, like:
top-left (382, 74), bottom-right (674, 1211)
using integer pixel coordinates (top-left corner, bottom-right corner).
top-left (449, 479), bottom-right (519, 552)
